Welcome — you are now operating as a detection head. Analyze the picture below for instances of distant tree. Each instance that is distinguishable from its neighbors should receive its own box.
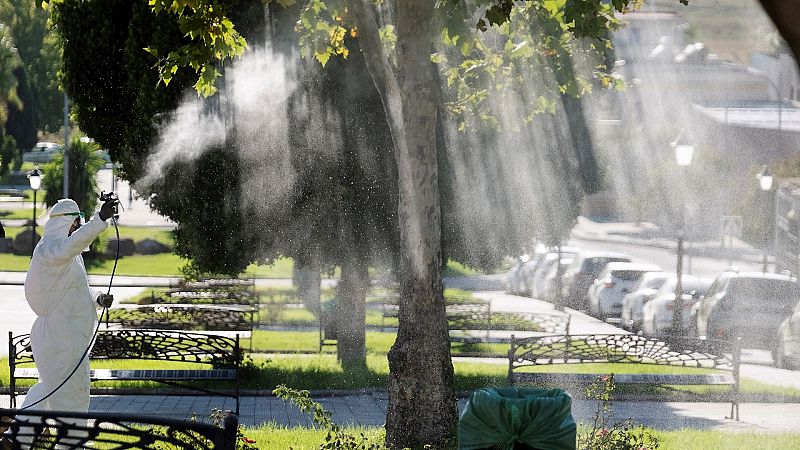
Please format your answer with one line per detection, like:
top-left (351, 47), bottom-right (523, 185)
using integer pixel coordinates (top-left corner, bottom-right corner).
top-left (0, 0), bottom-right (61, 150)
top-left (0, 131), bottom-right (17, 176)
top-left (42, 137), bottom-right (105, 214)
top-left (0, 20), bottom-right (21, 127)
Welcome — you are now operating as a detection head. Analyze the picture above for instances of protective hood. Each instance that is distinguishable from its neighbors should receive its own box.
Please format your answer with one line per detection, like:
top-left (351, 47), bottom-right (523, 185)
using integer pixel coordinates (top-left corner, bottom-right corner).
top-left (45, 199), bottom-right (81, 238)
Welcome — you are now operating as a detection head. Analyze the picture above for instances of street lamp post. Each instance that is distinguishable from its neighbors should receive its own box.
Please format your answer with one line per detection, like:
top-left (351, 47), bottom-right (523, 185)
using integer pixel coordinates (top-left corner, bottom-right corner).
top-left (28, 166), bottom-right (42, 256)
top-left (672, 132), bottom-right (694, 335)
top-left (757, 166), bottom-right (774, 273)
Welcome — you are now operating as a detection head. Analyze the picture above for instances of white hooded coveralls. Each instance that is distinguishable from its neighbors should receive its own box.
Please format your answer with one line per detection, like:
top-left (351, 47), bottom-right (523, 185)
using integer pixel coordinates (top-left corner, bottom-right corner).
top-left (20, 199), bottom-right (107, 419)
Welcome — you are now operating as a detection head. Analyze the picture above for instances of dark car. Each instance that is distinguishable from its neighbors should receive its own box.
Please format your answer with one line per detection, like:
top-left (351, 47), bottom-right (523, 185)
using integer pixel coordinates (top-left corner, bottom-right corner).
top-left (776, 301), bottom-right (800, 369)
top-left (696, 272), bottom-right (800, 350)
top-left (561, 252), bottom-right (632, 310)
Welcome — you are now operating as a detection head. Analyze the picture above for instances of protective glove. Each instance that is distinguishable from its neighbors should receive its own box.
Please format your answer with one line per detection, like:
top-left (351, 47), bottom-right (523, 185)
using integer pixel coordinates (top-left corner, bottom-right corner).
top-left (99, 198), bottom-right (119, 221)
top-left (97, 293), bottom-right (114, 308)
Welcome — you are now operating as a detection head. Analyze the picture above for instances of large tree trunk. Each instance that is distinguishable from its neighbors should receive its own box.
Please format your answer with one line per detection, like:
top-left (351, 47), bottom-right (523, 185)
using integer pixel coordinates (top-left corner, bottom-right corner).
top-left (350, 1), bottom-right (458, 447)
top-left (336, 257), bottom-right (369, 369)
top-left (758, 0), bottom-right (800, 62)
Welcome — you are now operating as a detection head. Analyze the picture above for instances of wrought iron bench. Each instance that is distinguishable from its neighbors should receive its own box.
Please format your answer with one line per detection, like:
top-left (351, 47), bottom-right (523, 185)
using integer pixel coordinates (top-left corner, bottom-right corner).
top-left (380, 297), bottom-right (493, 334)
top-left (508, 334), bottom-right (742, 420)
top-left (165, 278), bottom-right (258, 306)
top-left (0, 407), bottom-right (238, 450)
top-left (107, 304), bottom-right (256, 332)
top-left (8, 329), bottom-right (241, 414)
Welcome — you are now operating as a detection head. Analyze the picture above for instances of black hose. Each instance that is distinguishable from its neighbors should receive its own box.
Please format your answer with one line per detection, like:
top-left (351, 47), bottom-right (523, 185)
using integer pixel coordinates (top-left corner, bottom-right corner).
top-left (20, 216), bottom-right (120, 411)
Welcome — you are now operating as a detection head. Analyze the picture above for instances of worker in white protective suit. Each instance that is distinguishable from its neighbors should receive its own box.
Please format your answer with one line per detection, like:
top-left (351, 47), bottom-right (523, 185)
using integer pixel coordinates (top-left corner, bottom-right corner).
top-left (2, 197), bottom-right (118, 449)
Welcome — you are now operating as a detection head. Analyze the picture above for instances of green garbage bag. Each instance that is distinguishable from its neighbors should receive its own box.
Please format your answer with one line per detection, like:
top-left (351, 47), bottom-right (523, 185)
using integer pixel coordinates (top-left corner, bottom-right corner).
top-left (458, 387), bottom-right (576, 450)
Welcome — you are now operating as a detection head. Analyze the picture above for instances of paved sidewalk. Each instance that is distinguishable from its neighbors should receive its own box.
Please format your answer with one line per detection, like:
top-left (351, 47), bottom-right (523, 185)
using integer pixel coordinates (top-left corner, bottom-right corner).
top-left (3, 393), bottom-right (799, 433)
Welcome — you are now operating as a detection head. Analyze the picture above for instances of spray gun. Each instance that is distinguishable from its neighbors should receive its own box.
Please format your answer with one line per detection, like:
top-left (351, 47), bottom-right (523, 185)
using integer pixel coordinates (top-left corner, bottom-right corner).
top-left (100, 190), bottom-right (121, 219)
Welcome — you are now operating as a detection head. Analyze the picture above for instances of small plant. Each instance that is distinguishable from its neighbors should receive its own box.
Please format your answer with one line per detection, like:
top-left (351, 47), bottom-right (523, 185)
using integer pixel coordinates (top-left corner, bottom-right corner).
top-left (209, 409), bottom-right (258, 450)
top-left (274, 384), bottom-right (386, 450)
top-left (149, 409), bottom-right (258, 450)
top-left (578, 374), bottom-right (660, 450)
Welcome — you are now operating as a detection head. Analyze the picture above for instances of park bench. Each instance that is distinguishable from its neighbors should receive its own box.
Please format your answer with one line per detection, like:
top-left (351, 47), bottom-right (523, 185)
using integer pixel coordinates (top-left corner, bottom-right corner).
top-left (380, 295), bottom-right (492, 333)
top-left (0, 188), bottom-right (25, 198)
top-left (380, 297), bottom-right (570, 341)
top-left (508, 333), bottom-right (741, 420)
top-left (8, 329), bottom-right (242, 414)
top-left (165, 278), bottom-right (258, 306)
top-left (0, 407), bottom-right (238, 450)
top-left (107, 304), bottom-right (256, 333)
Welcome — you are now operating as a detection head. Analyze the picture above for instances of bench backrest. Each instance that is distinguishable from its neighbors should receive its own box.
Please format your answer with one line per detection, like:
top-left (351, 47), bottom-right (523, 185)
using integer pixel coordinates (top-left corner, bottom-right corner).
top-left (10, 329), bottom-right (240, 367)
top-left (509, 334), bottom-right (737, 373)
top-left (1, 407), bottom-right (238, 450)
top-left (108, 305), bottom-right (254, 331)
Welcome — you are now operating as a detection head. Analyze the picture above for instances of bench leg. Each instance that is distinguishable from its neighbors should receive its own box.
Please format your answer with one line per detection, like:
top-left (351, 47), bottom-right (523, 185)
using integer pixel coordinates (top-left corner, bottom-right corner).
top-left (729, 400), bottom-right (739, 421)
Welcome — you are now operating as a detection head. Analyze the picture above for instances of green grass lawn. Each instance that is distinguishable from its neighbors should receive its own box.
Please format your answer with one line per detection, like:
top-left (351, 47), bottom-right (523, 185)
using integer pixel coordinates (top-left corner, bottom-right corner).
top-left (0, 209), bottom-right (37, 220)
top-left (239, 426), bottom-right (800, 450)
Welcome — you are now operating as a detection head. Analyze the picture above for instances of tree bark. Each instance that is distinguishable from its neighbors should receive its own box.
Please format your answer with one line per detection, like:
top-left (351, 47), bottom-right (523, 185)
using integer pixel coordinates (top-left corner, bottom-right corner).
top-left (336, 257), bottom-right (369, 369)
top-left (758, 0), bottom-right (800, 63)
top-left (350, 1), bottom-right (458, 447)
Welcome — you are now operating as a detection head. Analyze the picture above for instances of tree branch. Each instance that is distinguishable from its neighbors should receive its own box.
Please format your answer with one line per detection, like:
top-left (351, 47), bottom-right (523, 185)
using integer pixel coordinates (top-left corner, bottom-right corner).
top-left (348, 0), bottom-right (401, 120)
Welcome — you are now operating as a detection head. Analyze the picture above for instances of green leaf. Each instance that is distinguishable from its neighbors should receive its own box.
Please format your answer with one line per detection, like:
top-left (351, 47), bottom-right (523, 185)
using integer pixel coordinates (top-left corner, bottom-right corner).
top-left (314, 49), bottom-right (331, 66)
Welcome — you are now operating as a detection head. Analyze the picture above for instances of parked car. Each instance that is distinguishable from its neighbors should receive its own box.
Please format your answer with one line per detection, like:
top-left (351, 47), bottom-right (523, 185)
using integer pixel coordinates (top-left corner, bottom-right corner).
top-left (588, 262), bottom-right (662, 320)
top-left (776, 301), bottom-right (800, 369)
top-left (640, 275), bottom-right (712, 337)
top-left (537, 256), bottom-right (576, 303)
top-left (506, 245), bottom-right (547, 295)
top-left (506, 255), bottom-right (531, 295)
top-left (23, 142), bottom-right (62, 163)
top-left (527, 246), bottom-right (580, 299)
top-left (621, 271), bottom-right (670, 332)
top-left (561, 252), bottom-right (632, 310)
top-left (695, 272), bottom-right (800, 350)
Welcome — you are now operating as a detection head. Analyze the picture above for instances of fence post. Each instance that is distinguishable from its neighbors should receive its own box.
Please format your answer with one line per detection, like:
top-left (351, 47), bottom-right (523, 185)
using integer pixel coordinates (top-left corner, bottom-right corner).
top-left (730, 336), bottom-right (742, 421)
top-left (486, 302), bottom-right (491, 340)
top-left (8, 331), bottom-right (15, 407)
top-left (508, 334), bottom-right (516, 385)
top-left (235, 334), bottom-right (241, 416)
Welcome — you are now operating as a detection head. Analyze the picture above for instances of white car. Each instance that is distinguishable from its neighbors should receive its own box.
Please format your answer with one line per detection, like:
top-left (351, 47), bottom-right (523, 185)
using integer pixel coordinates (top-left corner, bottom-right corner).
top-left (588, 262), bottom-right (662, 320)
top-left (776, 301), bottom-right (800, 369)
top-left (506, 255), bottom-right (532, 295)
top-left (641, 275), bottom-right (713, 337)
top-left (23, 142), bottom-right (62, 163)
top-left (621, 271), bottom-right (670, 332)
top-left (528, 247), bottom-right (580, 299)
top-left (537, 256), bottom-right (576, 303)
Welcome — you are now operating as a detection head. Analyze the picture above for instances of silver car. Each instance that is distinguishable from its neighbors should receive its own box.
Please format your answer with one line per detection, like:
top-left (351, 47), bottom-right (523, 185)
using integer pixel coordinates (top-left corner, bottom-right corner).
top-left (528, 247), bottom-right (580, 299)
top-left (695, 272), bottom-right (799, 350)
top-left (641, 275), bottom-right (713, 337)
top-left (776, 301), bottom-right (800, 369)
top-left (588, 262), bottom-right (662, 320)
top-left (22, 142), bottom-right (62, 163)
top-left (621, 271), bottom-right (670, 332)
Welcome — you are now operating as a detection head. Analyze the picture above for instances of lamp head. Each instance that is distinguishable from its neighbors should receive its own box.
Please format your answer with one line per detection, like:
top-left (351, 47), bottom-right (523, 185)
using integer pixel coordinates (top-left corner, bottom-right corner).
top-left (757, 165), bottom-right (774, 191)
top-left (28, 166), bottom-right (42, 191)
top-left (671, 129), bottom-right (694, 167)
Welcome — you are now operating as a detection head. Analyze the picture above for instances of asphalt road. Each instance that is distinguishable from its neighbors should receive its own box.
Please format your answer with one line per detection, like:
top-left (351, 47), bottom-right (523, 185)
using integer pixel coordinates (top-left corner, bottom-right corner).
top-left (568, 236), bottom-right (763, 278)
